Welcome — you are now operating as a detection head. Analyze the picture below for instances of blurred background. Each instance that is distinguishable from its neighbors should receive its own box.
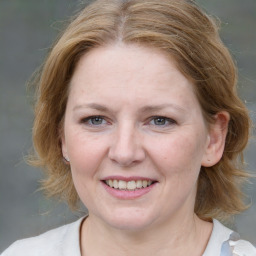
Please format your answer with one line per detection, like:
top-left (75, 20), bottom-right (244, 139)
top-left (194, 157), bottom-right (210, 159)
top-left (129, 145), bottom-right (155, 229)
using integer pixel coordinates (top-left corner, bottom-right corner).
top-left (0, 0), bottom-right (255, 252)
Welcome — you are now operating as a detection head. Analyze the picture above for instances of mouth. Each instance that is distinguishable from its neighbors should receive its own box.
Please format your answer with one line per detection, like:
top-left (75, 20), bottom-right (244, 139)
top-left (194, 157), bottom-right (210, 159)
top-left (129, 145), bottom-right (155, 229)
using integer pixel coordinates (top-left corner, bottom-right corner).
top-left (103, 179), bottom-right (156, 191)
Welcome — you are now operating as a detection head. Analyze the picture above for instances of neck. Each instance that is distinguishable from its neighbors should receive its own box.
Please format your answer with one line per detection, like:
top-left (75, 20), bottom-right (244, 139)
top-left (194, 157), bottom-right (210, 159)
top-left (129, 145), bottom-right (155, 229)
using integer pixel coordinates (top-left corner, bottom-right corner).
top-left (80, 213), bottom-right (212, 256)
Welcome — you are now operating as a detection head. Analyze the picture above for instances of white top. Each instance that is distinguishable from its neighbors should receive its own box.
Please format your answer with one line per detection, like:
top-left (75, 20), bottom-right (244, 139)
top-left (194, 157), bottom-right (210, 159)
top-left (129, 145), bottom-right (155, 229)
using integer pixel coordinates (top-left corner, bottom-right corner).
top-left (1, 217), bottom-right (256, 256)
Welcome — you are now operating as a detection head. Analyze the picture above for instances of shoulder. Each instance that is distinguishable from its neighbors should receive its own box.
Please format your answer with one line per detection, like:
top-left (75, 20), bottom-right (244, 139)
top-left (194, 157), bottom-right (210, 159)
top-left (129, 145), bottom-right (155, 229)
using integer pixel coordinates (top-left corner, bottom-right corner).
top-left (203, 219), bottom-right (256, 256)
top-left (229, 239), bottom-right (256, 256)
top-left (1, 217), bottom-right (85, 256)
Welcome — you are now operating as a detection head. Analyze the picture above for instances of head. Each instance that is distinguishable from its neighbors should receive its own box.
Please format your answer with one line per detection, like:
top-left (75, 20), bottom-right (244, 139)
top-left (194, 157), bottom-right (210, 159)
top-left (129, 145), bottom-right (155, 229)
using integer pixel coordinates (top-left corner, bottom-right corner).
top-left (30, 0), bottom-right (250, 221)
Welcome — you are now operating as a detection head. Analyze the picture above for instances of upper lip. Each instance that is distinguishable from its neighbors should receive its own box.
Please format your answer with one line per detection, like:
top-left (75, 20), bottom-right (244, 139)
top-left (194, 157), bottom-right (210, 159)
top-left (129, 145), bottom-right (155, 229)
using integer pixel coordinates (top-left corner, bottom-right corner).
top-left (102, 176), bottom-right (157, 182)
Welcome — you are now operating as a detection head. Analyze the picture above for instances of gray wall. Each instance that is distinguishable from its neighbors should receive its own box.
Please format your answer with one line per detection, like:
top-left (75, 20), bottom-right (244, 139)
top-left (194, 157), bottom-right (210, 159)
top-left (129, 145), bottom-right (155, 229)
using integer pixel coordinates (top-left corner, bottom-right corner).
top-left (0, 0), bottom-right (255, 252)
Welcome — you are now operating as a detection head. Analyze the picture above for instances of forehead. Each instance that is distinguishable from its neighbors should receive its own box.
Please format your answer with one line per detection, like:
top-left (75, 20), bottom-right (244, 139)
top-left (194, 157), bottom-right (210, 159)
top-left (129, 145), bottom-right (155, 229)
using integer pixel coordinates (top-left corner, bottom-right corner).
top-left (69, 44), bottom-right (199, 110)
top-left (71, 44), bottom-right (190, 87)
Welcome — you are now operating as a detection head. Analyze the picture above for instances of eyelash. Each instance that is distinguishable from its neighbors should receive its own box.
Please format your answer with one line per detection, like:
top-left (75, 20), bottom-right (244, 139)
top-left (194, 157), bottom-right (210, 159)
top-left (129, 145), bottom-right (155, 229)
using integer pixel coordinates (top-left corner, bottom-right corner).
top-left (148, 116), bottom-right (176, 127)
top-left (81, 116), bottom-right (107, 126)
top-left (81, 115), bottom-right (176, 128)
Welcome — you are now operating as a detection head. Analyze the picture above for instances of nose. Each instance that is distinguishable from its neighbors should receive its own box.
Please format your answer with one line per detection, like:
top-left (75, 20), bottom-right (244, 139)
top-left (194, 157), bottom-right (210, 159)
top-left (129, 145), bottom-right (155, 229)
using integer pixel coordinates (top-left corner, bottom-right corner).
top-left (108, 123), bottom-right (146, 167)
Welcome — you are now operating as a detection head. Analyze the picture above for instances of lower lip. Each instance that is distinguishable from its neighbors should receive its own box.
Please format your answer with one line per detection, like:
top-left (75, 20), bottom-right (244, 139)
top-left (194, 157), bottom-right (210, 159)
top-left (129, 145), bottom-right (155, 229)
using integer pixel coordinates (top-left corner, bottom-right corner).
top-left (102, 181), bottom-right (157, 200)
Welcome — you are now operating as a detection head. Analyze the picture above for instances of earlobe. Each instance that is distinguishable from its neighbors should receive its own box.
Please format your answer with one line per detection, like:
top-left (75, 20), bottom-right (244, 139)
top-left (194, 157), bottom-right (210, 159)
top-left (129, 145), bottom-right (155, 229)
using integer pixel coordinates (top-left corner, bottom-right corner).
top-left (61, 137), bottom-right (70, 164)
top-left (201, 111), bottom-right (230, 167)
top-left (60, 127), bottom-right (69, 162)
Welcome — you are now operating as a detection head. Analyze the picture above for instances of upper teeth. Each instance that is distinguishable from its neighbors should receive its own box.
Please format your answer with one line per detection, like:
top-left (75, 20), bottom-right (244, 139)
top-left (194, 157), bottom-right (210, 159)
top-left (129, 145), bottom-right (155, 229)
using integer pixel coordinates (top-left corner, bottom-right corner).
top-left (105, 180), bottom-right (153, 190)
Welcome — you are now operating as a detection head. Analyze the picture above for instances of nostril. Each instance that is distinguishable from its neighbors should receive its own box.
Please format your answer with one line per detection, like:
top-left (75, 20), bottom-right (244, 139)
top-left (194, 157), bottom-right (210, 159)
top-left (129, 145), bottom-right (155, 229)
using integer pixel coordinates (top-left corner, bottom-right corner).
top-left (108, 128), bottom-right (146, 166)
top-left (108, 149), bottom-right (137, 166)
top-left (108, 146), bottom-right (146, 167)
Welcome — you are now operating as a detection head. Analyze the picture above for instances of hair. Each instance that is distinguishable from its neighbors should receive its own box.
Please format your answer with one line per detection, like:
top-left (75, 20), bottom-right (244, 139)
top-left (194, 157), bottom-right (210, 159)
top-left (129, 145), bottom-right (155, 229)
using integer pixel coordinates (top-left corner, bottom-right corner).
top-left (29, 0), bottom-right (251, 221)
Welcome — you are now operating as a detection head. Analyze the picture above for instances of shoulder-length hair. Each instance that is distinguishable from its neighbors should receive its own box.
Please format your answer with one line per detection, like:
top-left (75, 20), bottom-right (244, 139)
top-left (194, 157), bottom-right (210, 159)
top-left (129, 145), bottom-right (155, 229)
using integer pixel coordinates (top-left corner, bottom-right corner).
top-left (29, 0), bottom-right (251, 221)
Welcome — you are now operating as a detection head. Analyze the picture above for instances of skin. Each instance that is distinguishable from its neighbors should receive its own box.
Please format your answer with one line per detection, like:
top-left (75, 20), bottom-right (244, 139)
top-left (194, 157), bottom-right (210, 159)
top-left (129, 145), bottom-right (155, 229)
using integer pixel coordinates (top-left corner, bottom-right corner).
top-left (61, 44), bottom-right (229, 256)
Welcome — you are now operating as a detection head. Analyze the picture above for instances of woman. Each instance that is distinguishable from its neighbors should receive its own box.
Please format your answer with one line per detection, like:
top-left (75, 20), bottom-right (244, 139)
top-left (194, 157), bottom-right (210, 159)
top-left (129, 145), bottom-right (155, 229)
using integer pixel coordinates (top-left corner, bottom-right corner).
top-left (2, 0), bottom-right (255, 255)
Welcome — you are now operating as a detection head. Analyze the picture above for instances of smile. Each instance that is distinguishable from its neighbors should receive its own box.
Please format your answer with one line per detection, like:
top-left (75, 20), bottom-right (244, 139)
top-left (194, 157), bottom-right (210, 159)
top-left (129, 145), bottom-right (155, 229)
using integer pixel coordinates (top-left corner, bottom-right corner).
top-left (104, 180), bottom-right (154, 190)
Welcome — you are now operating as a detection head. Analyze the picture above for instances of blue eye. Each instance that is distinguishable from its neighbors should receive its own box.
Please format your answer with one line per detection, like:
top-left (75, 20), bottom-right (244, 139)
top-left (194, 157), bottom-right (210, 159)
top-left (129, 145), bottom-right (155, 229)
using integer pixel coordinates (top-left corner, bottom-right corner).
top-left (150, 116), bottom-right (176, 126)
top-left (82, 116), bottom-right (107, 126)
top-left (153, 117), bottom-right (167, 125)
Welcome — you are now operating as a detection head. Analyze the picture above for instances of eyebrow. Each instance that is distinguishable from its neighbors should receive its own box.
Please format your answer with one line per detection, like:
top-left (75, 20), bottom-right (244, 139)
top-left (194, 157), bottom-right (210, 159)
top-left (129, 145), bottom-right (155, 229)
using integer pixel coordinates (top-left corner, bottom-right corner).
top-left (73, 103), bottom-right (186, 113)
top-left (140, 104), bottom-right (186, 113)
top-left (73, 103), bottom-right (109, 112)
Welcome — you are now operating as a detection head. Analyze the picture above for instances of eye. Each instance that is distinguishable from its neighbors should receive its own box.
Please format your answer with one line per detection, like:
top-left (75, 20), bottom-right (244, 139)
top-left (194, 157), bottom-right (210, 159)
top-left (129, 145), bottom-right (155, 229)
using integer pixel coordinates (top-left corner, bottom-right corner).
top-left (149, 116), bottom-right (176, 126)
top-left (81, 116), bottom-right (107, 126)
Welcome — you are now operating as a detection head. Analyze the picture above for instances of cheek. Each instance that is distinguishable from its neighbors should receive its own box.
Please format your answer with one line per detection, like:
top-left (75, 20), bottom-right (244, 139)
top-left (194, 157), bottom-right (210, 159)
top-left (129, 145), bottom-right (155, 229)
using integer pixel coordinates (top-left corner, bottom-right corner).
top-left (66, 132), bottom-right (109, 203)
top-left (66, 130), bottom-right (108, 177)
top-left (148, 131), bottom-right (206, 177)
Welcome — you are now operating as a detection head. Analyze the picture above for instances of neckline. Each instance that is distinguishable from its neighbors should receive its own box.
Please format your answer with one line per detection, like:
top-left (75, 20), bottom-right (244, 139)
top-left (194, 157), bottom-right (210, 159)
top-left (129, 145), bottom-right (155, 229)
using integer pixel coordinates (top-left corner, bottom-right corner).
top-left (77, 216), bottom-right (233, 256)
top-left (202, 219), bottom-right (233, 256)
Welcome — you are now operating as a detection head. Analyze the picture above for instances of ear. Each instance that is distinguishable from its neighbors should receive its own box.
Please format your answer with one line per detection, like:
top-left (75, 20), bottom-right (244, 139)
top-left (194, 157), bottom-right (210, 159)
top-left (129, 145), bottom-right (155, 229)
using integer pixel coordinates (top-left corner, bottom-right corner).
top-left (60, 126), bottom-right (69, 162)
top-left (201, 111), bottom-right (230, 167)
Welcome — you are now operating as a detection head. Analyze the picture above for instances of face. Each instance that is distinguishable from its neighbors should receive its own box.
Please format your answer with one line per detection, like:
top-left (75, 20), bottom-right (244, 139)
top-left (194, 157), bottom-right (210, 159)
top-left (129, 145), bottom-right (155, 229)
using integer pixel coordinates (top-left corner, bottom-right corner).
top-left (62, 44), bottom-right (212, 231)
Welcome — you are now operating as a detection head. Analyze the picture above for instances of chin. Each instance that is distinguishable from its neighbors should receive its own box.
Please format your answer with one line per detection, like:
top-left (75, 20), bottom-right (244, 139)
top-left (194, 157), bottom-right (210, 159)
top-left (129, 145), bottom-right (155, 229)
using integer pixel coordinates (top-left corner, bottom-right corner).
top-left (108, 218), bottom-right (154, 231)
top-left (100, 208), bottom-right (157, 231)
